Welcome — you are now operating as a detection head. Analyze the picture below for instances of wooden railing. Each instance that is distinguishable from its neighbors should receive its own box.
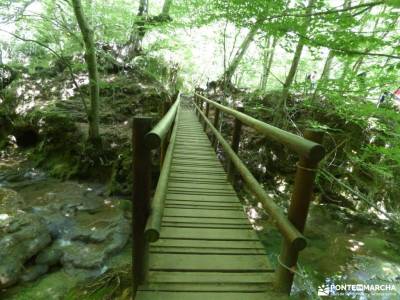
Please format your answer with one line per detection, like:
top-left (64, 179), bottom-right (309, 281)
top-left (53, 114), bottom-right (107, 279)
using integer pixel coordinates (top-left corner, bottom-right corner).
top-left (194, 92), bottom-right (325, 294)
top-left (131, 93), bottom-right (180, 297)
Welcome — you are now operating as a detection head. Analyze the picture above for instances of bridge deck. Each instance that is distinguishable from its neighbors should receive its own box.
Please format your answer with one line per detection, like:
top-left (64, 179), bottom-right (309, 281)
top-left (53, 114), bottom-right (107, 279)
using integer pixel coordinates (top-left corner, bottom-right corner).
top-left (137, 107), bottom-right (285, 300)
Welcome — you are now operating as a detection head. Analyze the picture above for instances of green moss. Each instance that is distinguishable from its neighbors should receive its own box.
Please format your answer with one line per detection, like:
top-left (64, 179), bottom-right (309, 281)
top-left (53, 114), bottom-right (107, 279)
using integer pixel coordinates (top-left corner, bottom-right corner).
top-left (2, 270), bottom-right (79, 300)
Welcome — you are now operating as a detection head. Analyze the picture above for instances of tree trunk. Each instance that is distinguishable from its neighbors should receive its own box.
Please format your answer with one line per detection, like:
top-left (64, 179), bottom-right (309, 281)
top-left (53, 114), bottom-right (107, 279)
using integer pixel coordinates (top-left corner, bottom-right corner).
top-left (275, 0), bottom-right (314, 125)
top-left (71, 0), bottom-right (100, 142)
top-left (128, 0), bottom-right (149, 59)
top-left (320, 50), bottom-right (335, 80)
top-left (260, 36), bottom-right (271, 90)
top-left (128, 0), bottom-right (173, 59)
top-left (223, 22), bottom-right (260, 84)
top-left (262, 36), bottom-right (277, 90)
top-left (311, 50), bottom-right (335, 102)
top-left (161, 0), bottom-right (173, 15)
top-left (280, 38), bottom-right (304, 105)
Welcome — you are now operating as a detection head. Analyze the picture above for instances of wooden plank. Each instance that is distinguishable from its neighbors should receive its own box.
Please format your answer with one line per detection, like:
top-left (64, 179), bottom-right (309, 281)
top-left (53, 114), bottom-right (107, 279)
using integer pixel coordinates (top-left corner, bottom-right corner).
top-left (172, 156), bottom-right (219, 162)
top-left (161, 223), bottom-right (250, 230)
top-left (136, 291), bottom-right (287, 300)
top-left (162, 216), bottom-right (250, 225)
top-left (148, 253), bottom-right (272, 271)
top-left (176, 136), bottom-right (209, 140)
top-left (159, 227), bottom-right (259, 241)
top-left (165, 200), bottom-right (241, 208)
top-left (172, 151), bottom-right (216, 156)
top-left (163, 208), bottom-right (245, 219)
top-left (167, 189), bottom-right (237, 196)
top-left (149, 246), bottom-right (264, 255)
top-left (165, 194), bottom-right (238, 202)
top-left (175, 142), bottom-right (210, 146)
top-left (139, 282), bottom-right (270, 292)
top-left (171, 161), bottom-right (222, 167)
top-left (170, 168), bottom-right (226, 174)
top-left (151, 238), bottom-right (265, 250)
top-left (172, 156), bottom-right (220, 162)
top-left (147, 271), bottom-right (273, 283)
top-left (168, 175), bottom-right (227, 183)
top-left (168, 177), bottom-right (228, 184)
top-left (173, 150), bottom-right (216, 155)
top-left (165, 205), bottom-right (241, 212)
top-left (170, 168), bottom-right (225, 173)
top-left (168, 182), bottom-right (233, 190)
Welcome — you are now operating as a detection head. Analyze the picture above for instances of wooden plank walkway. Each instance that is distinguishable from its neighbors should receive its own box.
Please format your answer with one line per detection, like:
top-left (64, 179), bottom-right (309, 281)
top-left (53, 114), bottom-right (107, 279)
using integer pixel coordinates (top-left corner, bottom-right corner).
top-left (136, 106), bottom-right (286, 300)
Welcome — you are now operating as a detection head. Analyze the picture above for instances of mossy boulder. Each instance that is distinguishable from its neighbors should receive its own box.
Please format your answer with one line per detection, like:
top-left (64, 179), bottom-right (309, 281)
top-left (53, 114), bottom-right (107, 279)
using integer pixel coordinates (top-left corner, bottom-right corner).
top-left (0, 212), bottom-right (51, 288)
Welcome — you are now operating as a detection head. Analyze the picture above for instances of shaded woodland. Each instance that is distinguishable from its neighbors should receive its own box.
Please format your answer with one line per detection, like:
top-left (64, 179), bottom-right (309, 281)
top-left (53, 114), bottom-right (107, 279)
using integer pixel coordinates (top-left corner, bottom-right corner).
top-left (0, 0), bottom-right (400, 299)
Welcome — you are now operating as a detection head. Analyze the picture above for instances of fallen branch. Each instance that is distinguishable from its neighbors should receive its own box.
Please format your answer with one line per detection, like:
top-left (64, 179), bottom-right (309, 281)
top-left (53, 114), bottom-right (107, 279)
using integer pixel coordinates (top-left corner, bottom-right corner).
top-left (320, 169), bottom-right (400, 226)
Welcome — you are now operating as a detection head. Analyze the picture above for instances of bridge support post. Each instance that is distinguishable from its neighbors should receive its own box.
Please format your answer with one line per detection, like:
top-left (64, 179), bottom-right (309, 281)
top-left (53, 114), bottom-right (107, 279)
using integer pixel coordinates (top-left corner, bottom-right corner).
top-left (203, 102), bottom-right (210, 131)
top-left (160, 101), bottom-right (172, 167)
top-left (194, 94), bottom-right (198, 115)
top-left (275, 129), bottom-right (324, 294)
top-left (227, 106), bottom-right (244, 184)
top-left (212, 101), bottom-right (221, 149)
top-left (199, 99), bottom-right (204, 122)
top-left (132, 117), bottom-right (152, 298)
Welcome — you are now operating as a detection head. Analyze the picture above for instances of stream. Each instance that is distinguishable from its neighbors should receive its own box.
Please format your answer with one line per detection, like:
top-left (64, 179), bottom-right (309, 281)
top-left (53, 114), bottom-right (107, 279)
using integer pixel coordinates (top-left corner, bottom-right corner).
top-left (247, 201), bottom-right (400, 299)
top-left (0, 152), bottom-right (131, 299)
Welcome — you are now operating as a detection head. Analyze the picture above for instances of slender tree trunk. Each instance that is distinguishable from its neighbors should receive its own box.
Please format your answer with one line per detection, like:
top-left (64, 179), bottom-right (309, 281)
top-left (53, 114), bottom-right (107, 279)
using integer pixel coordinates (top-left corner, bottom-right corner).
top-left (262, 36), bottom-right (277, 90)
top-left (161, 0), bottom-right (173, 15)
top-left (320, 50), bottom-right (335, 80)
top-left (260, 36), bottom-right (271, 90)
top-left (280, 38), bottom-right (304, 105)
top-left (338, 0), bottom-right (353, 89)
top-left (223, 21), bottom-right (260, 84)
top-left (71, 0), bottom-right (100, 141)
top-left (128, 0), bottom-right (173, 59)
top-left (128, 0), bottom-right (149, 59)
top-left (311, 50), bottom-right (335, 102)
top-left (275, 0), bottom-right (314, 125)
top-left (345, 6), bottom-right (390, 91)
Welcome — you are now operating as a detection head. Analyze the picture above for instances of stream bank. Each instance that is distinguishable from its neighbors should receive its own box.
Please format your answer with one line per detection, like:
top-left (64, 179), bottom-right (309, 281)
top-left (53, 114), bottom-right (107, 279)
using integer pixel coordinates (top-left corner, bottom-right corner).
top-left (0, 152), bottom-right (132, 299)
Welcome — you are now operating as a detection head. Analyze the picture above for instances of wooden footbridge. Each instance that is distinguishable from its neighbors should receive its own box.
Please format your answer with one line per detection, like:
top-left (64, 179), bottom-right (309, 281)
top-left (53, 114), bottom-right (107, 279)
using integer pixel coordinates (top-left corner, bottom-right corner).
top-left (131, 93), bottom-right (325, 299)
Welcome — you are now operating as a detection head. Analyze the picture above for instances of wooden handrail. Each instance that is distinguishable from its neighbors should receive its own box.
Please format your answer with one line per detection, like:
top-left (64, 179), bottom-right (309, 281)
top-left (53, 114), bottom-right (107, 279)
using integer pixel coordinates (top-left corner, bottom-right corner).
top-left (145, 93), bottom-right (181, 149)
top-left (131, 93), bottom-right (181, 296)
top-left (195, 93), bottom-right (325, 162)
top-left (144, 103), bottom-right (180, 242)
top-left (194, 92), bottom-right (325, 294)
top-left (194, 102), bottom-right (307, 251)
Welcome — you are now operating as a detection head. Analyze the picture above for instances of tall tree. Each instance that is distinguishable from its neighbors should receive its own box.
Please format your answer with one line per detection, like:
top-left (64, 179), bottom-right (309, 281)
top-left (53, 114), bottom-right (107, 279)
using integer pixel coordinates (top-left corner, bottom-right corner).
top-left (161, 0), bottom-right (173, 16)
top-left (260, 36), bottom-right (278, 91)
top-left (71, 0), bottom-right (100, 142)
top-left (127, 0), bottom-right (173, 59)
top-left (128, 0), bottom-right (149, 59)
top-left (222, 21), bottom-right (261, 84)
top-left (276, 0), bottom-right (315, 124)
top-left (320, 50), bottom-right (335, 80)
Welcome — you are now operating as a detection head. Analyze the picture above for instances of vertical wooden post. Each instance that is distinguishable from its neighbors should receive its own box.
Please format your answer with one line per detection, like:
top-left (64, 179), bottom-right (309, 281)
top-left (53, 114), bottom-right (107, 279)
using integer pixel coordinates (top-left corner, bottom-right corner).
top-left (212, 101), bottom-right (221, 149)
top-left (132, 117), bottom-right (152, 298)
top-left (198, 98), bottom-right (203, 122)
top-left (160, 101), bottom-right (171, 167)
top-left (194, 94), bottom-right (198, 115)
top-left (275, 129), bottom-right (324, 294)
top-left (203, 102), bottom-right (210, 131)
top-left (227, 106), bottom-right (244, 183)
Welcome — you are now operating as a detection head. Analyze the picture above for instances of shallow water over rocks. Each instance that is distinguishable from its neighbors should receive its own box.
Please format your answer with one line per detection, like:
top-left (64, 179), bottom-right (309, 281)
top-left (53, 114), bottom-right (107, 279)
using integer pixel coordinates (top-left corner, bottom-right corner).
top-left (0, 155), bottom-right (131, 299)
